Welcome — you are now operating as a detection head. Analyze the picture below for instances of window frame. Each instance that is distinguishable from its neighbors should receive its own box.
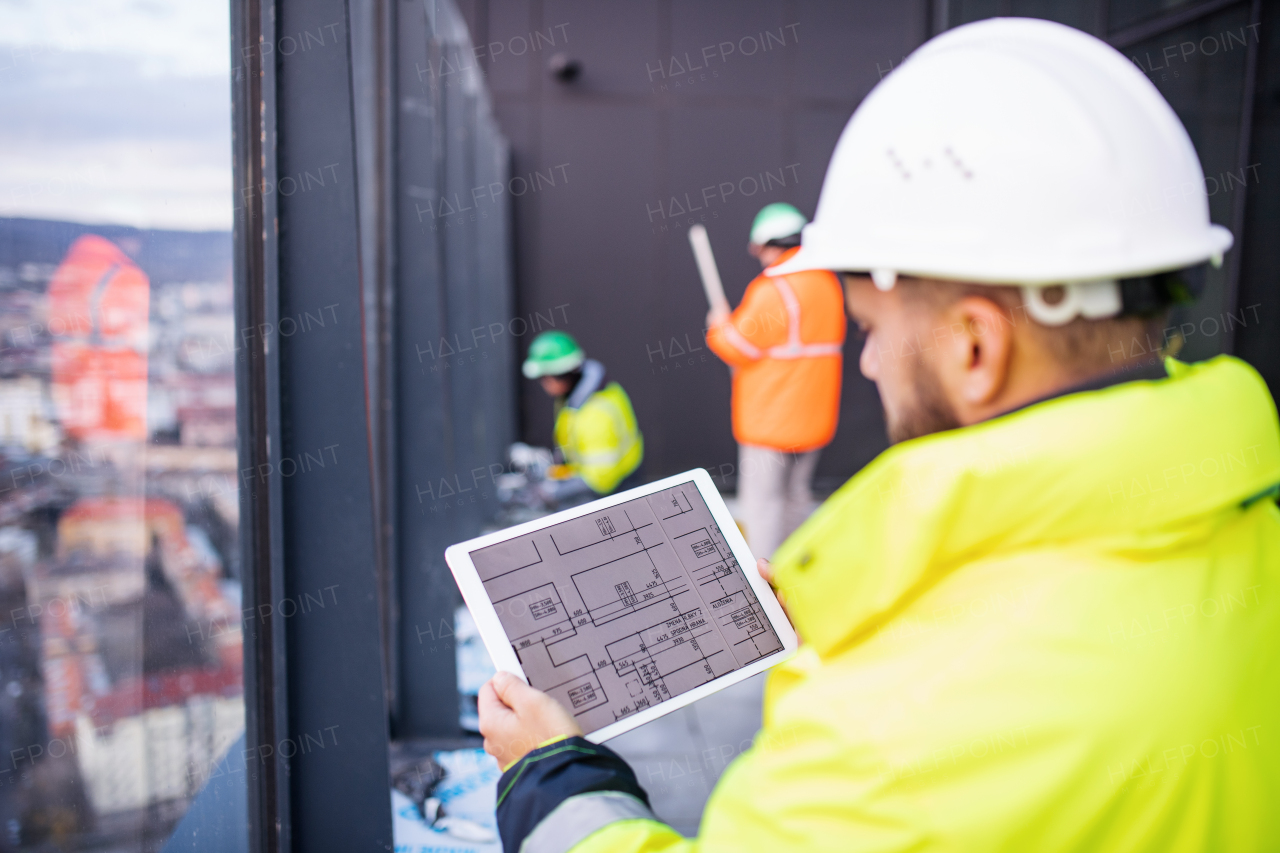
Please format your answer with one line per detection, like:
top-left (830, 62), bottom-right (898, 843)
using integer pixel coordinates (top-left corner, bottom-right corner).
top-left (231, 0), bottom-right (394, 849)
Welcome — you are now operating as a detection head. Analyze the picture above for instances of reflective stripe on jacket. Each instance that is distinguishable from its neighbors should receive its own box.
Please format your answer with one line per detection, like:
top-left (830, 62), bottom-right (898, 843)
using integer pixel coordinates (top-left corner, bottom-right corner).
top-left (554, 360), bottom-right (643, 494)
top-left (705, 247), bottom-right (845, 452)
top-left (499, 355), bottom-right (1280, 852)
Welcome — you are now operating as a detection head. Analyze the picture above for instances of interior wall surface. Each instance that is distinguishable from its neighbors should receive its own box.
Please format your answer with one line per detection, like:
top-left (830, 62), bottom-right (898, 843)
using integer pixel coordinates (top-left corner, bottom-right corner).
top-left (456, 0), bottom-right (930, 491)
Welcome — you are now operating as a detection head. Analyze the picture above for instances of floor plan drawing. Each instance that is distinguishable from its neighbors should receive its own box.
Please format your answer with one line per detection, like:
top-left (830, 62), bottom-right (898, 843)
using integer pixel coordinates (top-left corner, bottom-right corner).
top-left (471, 483), bottom-right (783, 734)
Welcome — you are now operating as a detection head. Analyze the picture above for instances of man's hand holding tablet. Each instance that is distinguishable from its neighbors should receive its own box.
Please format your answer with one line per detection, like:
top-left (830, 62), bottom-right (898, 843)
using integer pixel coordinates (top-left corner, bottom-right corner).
top-left (478, 671), bottom-right (583, 770)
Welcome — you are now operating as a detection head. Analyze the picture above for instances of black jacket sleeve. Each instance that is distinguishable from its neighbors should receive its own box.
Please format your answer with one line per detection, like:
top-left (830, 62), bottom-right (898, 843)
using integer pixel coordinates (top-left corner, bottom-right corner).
top-left (495, 737), bottom-right (650, 853)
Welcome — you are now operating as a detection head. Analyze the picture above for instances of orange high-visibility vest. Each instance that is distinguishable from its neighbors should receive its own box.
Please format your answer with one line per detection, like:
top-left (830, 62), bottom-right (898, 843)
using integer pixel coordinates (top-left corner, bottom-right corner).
top-left (47, 235), bottom-right (151, 440)
top-left (706, 248), bottom-right (845, 452)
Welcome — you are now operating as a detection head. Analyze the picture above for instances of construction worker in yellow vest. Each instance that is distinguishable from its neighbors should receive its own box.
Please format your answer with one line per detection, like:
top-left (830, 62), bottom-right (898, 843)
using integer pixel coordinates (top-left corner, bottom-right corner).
top-left (480, 18), bottom-right (1280, 853)
top-left (523, 330), bottom-right (643, 505)
top-left (706, 202), bottom-right (846, 559)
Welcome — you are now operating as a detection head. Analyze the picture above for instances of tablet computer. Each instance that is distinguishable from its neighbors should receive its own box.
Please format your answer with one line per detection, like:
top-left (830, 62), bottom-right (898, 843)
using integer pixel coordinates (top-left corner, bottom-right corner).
top-left (445, 468), bottom-right (798, 743)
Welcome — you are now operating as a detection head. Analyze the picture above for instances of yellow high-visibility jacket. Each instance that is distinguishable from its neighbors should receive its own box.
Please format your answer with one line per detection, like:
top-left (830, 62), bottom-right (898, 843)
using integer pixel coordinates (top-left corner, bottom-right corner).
top-left (553, 361), bottom-right (643, 495)
top-left (502, 355), bottom-right (1280, 852)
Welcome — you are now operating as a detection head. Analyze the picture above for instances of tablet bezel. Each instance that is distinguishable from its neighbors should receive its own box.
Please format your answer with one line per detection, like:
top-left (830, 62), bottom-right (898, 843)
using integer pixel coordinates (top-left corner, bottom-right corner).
top-left (444, 467), bottom-right (798, 743)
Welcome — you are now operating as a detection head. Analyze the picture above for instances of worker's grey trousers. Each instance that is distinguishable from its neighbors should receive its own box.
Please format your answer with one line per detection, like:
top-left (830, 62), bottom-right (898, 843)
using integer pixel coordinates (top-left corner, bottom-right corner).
top-left (736, 444), bottom-right (821, 561)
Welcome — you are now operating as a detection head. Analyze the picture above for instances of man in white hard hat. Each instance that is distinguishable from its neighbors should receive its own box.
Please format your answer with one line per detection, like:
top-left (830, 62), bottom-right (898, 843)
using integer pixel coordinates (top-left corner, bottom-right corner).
top-left (478, 18), bottom-right (1280, 853)
top-left (705, 202), bottom-right (846, 559)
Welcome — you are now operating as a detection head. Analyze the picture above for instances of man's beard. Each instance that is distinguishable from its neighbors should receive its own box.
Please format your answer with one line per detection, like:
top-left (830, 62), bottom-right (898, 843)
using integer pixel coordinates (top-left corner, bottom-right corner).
top-left (885, 359), bottom-right (962, 444)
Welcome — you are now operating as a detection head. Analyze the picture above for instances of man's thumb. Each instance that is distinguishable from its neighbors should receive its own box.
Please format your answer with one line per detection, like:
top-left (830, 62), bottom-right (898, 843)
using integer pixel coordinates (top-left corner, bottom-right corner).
top-left (491, 671), bottom-right (534, 707)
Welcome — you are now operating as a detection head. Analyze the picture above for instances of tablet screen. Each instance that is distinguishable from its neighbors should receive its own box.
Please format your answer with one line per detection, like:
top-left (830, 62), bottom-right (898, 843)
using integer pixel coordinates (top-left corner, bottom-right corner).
top-left (470, 481), bottom-right (784, 734)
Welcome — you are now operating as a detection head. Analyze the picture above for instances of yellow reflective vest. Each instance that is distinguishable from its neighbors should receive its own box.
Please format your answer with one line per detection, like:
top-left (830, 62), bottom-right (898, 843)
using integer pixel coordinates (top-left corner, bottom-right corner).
top-left (553, 364), bottom-right (643, 495)
top-left (571, 356), bottom-right (1280, 851)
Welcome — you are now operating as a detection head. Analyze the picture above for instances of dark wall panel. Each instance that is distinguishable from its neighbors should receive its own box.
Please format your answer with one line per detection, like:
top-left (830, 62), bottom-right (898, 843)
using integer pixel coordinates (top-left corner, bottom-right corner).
top-left (542, 0), bottom-right (664, 96)
top-left (471, 0), bottom-right (932, 488)
top-left (668, 0), bottom-right (796, 98)
top-left (794, 0), bottom-right (929, 101)
top-left (484, 0), bottom-right (537, 95)
top-left (525, 101), bottom-right (662, 444)
top-left (1236, 0), bottom-right (1280, 393)
top-left (791, 106), bottom-right (846, 209)
top-left (1122, 3), bottom-right (1253, 363)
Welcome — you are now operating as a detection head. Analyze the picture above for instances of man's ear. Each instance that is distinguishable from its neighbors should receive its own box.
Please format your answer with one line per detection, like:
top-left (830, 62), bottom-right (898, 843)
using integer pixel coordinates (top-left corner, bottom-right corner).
top-left (937, 295), bottom-right (1015, 410)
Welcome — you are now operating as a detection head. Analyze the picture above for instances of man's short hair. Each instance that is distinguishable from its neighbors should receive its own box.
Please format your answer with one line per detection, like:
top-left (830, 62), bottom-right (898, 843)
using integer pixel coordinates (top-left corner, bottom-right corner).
top-left (898, 278), bottom-right (1173, 373)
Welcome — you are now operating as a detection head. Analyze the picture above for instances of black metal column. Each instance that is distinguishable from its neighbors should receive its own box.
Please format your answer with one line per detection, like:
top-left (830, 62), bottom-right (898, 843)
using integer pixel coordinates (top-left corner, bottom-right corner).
top-left (234, 0), bottom-right (394, 848)
top-left (392, 0), bottom-right (462, 739)
top-left (391, 0), bottom-right (516, 739)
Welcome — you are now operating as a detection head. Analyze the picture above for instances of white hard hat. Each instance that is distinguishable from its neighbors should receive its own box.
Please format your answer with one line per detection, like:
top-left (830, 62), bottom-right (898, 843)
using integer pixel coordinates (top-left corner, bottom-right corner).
top-left (772, 17), bottom-right (1233, 324)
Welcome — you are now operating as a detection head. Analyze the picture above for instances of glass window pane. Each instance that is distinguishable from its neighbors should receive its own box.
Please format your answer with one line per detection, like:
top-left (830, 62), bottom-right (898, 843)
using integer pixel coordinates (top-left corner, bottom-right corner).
top-left (0, 2), bottom-right (241, 849)
top-left (1121, 3), bottom-right (1254, 360)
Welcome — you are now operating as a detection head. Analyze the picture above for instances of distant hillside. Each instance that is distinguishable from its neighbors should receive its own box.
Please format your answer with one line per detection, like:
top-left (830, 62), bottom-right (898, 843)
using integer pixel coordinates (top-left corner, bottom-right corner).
top-left (0, 218), bottom-right (231, 286)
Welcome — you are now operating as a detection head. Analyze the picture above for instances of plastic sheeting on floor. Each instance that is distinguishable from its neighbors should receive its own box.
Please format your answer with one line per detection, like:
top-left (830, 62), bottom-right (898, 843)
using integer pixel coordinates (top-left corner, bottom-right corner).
top-left (392, 748), bottom-right (503, 853)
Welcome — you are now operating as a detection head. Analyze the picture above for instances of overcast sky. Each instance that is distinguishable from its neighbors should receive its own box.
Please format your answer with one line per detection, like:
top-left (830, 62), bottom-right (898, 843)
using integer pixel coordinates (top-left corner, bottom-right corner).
top-left (0, 0), bottom-right (232, 231)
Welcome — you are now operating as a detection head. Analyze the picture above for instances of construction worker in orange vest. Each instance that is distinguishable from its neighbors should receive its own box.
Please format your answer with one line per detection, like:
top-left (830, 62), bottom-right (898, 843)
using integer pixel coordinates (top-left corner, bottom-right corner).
top-left (705, 203), bottom-right (845, 559)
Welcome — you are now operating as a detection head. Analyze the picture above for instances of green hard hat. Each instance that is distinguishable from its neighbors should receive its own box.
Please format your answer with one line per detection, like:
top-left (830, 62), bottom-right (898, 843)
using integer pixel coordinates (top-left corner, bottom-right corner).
top-left (750, 202), bottom-right (808, 246)
top-left (522, 330), bottom-right (585, 379)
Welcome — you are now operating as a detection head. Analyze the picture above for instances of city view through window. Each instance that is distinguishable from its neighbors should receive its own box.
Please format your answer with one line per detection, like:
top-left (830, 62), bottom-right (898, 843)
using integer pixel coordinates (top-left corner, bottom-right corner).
top-left (0, 2), bottom-right (241, 849)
